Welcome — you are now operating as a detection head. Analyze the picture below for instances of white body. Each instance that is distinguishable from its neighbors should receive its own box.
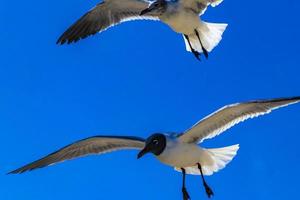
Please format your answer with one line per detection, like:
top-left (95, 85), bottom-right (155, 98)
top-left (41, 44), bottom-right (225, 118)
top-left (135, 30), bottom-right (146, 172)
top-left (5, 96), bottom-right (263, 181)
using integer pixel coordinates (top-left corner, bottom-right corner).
top-left (159, 1), bottom-right (227, 53)
top-left (157, 136), bottom-right (239, 175)
top-left (157, 137), bottom-right (212, 167)
top-left (160, 3), bottom-right (201, 35)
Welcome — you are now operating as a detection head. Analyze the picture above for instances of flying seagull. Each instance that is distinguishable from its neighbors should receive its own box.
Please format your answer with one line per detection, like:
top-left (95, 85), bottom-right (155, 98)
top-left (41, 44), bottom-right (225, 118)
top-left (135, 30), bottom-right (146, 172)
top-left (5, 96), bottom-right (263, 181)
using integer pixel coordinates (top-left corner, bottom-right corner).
top-left (56, 0), bottom-right (227, 60)
top-left (9, 97), bottom-right (300, 200)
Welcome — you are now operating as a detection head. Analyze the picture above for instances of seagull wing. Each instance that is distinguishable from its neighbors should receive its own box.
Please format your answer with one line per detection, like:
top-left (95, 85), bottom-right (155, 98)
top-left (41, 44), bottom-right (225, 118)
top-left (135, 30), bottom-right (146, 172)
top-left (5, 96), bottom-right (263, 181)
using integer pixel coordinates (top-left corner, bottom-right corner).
top-left (179, 0), bottom-right (224, 16)
top-left (178, 97), bottom-right (300, 144)
top-left (8, 136), bottom-right (145, 174)
top-left (207, 0), bottom-right (224, 7)
top-left (57, 0), bottom-right (157, 44)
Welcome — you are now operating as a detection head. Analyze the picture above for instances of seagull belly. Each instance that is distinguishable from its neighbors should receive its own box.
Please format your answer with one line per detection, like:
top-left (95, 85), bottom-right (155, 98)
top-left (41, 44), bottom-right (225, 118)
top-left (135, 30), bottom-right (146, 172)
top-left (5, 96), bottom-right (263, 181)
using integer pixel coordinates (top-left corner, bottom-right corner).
top-left (157, 142), bottom-right (206, 168)
top-left (161, 11), bottom-right (200, 35)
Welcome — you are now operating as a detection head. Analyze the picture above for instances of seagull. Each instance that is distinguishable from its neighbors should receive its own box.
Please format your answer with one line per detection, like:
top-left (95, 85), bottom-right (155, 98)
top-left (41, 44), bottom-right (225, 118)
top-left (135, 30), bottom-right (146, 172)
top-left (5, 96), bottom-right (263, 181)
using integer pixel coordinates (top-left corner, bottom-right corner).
top-left (56, 0), bottom-right (227, 60)
top-left (9, 97), bottom-right (300, 200)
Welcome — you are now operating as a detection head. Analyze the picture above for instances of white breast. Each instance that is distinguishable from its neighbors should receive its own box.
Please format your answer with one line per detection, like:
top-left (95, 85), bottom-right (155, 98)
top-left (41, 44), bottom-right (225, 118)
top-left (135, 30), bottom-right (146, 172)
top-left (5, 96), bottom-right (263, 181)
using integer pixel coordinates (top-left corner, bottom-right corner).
top-left (156, 138), bottom-right (211, 168)
top-left (160, 5), bottom-right (201, 35)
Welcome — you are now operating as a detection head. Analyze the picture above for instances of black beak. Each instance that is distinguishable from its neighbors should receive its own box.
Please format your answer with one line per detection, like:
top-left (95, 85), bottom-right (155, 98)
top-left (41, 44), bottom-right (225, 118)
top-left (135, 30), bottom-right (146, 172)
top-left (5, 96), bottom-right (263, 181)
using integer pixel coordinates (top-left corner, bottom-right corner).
top-left (140, 8), bottom-right (152, 16)
top-left (137, 147), bottom-right (150, 159)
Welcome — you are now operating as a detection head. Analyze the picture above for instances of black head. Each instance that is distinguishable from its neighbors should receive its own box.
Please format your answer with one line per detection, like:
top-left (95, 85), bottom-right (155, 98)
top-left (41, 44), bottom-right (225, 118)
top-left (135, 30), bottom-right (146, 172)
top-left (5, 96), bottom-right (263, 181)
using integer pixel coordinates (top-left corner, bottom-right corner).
top-left (140, 0), bottom-right (167, 16)
top-left (137, 133), bottom-right (167, 159)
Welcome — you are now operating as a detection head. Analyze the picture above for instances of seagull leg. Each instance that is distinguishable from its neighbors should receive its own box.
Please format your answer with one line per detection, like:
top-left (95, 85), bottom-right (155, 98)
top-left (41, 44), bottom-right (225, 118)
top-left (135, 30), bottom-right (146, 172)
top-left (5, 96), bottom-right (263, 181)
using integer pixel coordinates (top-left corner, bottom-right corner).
top-left (194, 30), bottom-right (208, 59)
top-left (181, 168), bottom-right (191, 200)
top-left (197, 163), bottom-right (214, 198)
top-left (184, 34), bottom-right (200, 61)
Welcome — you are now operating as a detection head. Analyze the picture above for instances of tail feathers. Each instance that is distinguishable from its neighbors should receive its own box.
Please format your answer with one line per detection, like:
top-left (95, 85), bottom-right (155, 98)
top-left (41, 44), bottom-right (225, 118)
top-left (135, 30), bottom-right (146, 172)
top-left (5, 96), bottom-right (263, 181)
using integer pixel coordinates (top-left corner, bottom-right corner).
top-left (174, 144), bottom-right (239, 176)
top-left (183, 22), bottom-right (227, 55)
top-left (204, 144), bottom-right (239, 174)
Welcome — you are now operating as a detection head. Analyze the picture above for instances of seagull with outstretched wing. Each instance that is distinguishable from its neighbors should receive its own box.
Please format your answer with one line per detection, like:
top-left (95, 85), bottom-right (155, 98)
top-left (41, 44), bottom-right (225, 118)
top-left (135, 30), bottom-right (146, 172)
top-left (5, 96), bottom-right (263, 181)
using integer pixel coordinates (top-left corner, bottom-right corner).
top-left (57, 0), bottom-right (227, 60)
top-left (9, 97), bottom-right (300, 200)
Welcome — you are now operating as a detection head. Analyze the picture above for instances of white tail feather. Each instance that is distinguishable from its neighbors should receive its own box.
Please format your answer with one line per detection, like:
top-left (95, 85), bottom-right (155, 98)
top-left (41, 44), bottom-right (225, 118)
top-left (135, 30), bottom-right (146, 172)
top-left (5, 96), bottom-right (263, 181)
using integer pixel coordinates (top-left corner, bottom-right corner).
top-left (183, 22), bottom-right (227, 54)
top-left (174, 144), bottom-right (239, 176)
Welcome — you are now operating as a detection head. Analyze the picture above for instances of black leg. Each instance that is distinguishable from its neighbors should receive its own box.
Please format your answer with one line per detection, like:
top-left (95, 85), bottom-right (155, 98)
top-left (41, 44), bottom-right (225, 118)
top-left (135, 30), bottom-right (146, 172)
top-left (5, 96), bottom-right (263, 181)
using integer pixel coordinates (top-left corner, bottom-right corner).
top-left (184, 34), bottom-right (200, 61)
top-left (181, 168), bottom-right (191, 200)
top-left (194, 30), bottom-right (208, 59)
top-left (197, 163), bottom-right (214, 198)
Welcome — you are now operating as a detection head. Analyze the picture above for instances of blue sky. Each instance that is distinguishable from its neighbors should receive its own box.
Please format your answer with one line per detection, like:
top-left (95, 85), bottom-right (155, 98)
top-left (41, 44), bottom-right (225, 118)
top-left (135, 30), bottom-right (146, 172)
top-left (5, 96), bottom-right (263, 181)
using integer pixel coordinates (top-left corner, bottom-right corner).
top-left (1, 0), bottom-right (300, 199)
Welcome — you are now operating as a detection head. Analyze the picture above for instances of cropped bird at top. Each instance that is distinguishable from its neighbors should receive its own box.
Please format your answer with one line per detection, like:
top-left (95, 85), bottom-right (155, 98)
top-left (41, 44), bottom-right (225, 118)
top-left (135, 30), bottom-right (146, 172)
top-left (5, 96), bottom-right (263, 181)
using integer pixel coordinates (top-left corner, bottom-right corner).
top-left (57, 0), bottom-right (227, 60)
top-left (9, 97), bottom-right (300, 200)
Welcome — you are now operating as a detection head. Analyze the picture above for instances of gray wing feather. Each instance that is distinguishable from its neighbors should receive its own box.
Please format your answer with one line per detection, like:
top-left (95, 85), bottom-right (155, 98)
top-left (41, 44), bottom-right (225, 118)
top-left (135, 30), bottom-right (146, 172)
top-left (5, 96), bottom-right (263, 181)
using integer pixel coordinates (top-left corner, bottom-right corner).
top-left (57, 0), bottom-right (157, 44)
top-left (9, 136), bottom-right (145, 174)
top-left (179, 97), bottom-right (300, 144)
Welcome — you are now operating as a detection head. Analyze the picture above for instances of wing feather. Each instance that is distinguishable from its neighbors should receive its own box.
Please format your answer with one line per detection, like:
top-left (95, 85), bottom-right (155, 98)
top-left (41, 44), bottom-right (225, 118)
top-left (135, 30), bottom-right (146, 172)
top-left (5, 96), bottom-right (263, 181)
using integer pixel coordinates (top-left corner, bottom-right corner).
top-left (180, 0), bottom-right (224, 16)
top-left (57, 0), bottom-right (158, 44)
top-left (179, 97), bottom-right (300, 144)
top-left (8, 136), bottom-right (145, 174)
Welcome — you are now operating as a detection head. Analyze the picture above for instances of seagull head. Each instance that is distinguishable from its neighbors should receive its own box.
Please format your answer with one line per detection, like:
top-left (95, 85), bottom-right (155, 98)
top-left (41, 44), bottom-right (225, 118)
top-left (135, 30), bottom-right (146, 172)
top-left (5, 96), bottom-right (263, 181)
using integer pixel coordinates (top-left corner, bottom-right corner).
top-left (140, 0), bottom-right (167, 16)
top-left (137, 133), bottom-right (167, 159)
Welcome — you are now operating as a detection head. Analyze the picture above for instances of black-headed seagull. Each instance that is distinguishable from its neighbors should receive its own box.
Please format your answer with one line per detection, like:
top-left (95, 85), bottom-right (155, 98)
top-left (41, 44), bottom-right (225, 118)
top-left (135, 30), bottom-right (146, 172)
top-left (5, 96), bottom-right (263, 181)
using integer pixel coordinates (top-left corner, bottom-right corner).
top-left (57, 0), bottom-right (227, 60)
top-left (9, 97), bottom-right (300, 200)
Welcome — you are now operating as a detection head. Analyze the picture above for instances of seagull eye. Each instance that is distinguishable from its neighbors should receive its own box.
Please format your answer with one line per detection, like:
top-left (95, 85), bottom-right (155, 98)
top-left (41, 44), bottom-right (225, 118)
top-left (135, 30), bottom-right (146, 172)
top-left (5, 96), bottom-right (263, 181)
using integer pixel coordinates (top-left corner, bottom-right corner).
top-left (152, 139), bottom-right (159, 145)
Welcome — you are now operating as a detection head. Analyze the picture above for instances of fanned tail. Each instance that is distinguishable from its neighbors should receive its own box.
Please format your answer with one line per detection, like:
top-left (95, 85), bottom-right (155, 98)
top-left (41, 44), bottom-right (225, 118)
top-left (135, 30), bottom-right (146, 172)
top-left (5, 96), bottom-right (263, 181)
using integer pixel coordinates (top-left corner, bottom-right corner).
top-left (183, 22), bottom-right (227, 57)
top-left (174, 144), bottom-right (239, 176)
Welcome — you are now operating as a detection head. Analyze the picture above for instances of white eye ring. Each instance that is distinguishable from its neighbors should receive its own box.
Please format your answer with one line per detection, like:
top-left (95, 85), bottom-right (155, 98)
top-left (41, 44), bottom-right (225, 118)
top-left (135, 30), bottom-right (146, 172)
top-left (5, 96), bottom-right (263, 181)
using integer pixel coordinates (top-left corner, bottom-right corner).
top-left (153, 139), bottom-right (159, 145)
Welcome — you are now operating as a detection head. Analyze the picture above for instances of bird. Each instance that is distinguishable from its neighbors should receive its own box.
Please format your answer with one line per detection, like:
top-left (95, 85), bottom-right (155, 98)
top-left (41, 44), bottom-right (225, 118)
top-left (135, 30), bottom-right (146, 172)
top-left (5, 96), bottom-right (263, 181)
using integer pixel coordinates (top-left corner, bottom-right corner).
top-left (56, 0), bottom-right (227, 60)
top-left (8, 96), bottom-right (300, 200)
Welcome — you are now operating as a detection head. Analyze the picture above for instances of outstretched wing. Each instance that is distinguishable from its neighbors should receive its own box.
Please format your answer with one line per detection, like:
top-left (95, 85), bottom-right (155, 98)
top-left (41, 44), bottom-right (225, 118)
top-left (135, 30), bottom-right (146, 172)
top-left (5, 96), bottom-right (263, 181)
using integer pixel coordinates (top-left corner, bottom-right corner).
top-left (57, 0), bottom-right (157, 44)
top-left (9, 136), bottom-right (145, 174)
top-left (178, 97), bottom-right (300, 144)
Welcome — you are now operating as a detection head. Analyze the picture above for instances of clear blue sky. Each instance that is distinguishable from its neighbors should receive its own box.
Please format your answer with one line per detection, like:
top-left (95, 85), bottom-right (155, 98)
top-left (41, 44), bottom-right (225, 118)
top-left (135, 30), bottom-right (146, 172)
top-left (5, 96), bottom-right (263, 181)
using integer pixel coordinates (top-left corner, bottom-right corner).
top-left (1, 0), bottom-right (300, 199)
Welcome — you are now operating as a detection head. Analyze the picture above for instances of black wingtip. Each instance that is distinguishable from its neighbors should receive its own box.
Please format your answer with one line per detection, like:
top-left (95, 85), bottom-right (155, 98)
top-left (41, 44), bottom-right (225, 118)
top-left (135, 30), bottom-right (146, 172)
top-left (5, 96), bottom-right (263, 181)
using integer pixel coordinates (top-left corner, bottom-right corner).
top-left (56, 37), bottom-right (69, 45)
top-left (56, 33), bottom-right (90, 45)
top-left (7, 164), bottom-right (36, 175)
top-left (289, 96), bottom-right (300, 100)
top-left (56, 39), bottom-right (63, 45)
top-left (250, 96), bottom-right (300, 104)
top-left (56, 36), bottom-right (65, 45)
top-left (272, 96), bottom-right (300, 103)
top-left (7, 170), bottom-right (18, 175)
top-left (271, 96), bottom-right (300, 102)
top-left (7, 167), bottom-right (34, 175)
top-left (7, 167), bottom-right (26, 175)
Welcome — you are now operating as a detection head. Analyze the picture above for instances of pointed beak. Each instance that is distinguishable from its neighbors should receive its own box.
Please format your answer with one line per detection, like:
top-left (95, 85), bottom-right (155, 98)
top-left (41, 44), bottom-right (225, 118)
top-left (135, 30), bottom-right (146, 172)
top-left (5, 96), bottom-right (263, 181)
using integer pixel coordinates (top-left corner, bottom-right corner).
top-left (140, 8), bottom-right (152, 16)
top-left (137, 147), bottom-right (150, 159)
